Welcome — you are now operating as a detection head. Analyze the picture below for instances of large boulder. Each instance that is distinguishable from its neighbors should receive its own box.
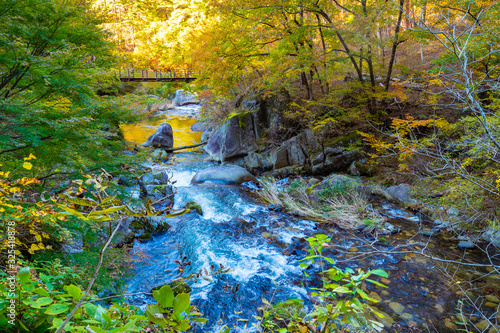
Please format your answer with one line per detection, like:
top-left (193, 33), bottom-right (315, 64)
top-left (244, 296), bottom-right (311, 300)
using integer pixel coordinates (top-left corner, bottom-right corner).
top-left (173, 89), bottom-right (199, 106)
top-left (204, 111), bottom-right (259, 161)
top-left (142, 123), bottom-right (174, 148)
top-left (204, 90), bottom-right (291, 162)
top-left (191, 165), bottom-right (257, 185)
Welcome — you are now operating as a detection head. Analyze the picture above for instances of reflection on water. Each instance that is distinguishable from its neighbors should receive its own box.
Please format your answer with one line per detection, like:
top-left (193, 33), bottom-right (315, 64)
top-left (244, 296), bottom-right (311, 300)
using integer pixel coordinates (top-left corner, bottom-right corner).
top-left (120, 115), bottom-right (202, 148)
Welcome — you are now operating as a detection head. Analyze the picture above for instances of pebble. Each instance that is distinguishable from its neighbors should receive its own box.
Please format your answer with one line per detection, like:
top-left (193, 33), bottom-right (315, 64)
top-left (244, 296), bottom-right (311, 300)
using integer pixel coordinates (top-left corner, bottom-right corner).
top-left (389, 302), bottom-right (404, 314)
top-left (381, 278), bottom-right (391, 285)
top-left (368, 291), bottom-right (382, 303)
top-left (476, 319), bottom-right (490, 331)
top-left (400, 313), bottom-right (413, 320)
top-left (485, 302), bottom-right (498, 308)
top-left (458, 241), bottom-right (475, 249)
top-left (309, 178), bottom-right (320, 185)
top-left (419, 229), bottom-right (435, 237)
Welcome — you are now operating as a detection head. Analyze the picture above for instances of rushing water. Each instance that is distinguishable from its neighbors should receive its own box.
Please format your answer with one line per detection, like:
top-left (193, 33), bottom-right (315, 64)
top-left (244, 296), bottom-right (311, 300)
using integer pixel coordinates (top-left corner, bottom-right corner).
top-left (122, 106), bottom-right (497, 332)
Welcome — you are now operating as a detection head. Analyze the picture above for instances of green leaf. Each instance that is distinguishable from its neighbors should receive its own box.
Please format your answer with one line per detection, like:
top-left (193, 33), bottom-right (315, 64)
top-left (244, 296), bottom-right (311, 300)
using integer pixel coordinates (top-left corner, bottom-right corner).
top-left (34, 288), bottom-right (50, 297)
top-left (65, 285), bottom-right (82, 300)
top-left (366, 279), bottom-right (388, 288)
top-left (18, 267), bottom-right (31, 283)
top-left (154, 285), bottom-right (175, 308)
top-left (35, 297), bottom-right (53, 307)
top-left (173, 293), bottom-right (190, 315)
top-left (45, 303), bottom-right (69, 315)
top-left (370, 269), bottom-right (389, 278)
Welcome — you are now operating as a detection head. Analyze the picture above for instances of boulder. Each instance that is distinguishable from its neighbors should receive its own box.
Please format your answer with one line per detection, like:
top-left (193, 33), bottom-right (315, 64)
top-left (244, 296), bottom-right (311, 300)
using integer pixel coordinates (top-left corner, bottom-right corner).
top-left (191, 165), bottom-right (258, 185)
top-left (142, 123), bottom-right (174, 148)
top-left (387, 184), bottom-right (412, 203)
top-left (191, 121), bottom-right (207, 132)
top-left (173, 89), bottom-right (199, 106)
top-left (204, 111), bottom-right (259, 161)
top-left (310, 174), bottom-right (366, 198)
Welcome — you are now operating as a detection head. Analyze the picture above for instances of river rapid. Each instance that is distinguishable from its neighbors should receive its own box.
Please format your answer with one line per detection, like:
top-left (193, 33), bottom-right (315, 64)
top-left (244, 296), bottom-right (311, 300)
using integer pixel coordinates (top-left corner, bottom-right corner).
top-left (119, 105), bottom-right (497, 333)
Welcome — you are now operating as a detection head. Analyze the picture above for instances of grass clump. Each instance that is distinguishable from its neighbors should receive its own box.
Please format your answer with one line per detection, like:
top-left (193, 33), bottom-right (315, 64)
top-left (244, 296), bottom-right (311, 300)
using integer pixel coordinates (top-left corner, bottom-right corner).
top-left (257, 177), bottom-right (383, 229)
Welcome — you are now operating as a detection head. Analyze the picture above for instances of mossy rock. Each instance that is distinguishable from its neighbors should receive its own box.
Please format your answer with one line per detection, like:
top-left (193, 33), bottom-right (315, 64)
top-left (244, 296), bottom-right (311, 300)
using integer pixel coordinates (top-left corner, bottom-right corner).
top-left (329, 130), bottom-right (361, 147)
top-left (155, 222), bottom-right (170, 233)
top-left (186, 201), bottom-right (203, 215)
top-left (151, 281), bottom-right (192, 295)
top-left (137, 233), bottom-right (152, 240)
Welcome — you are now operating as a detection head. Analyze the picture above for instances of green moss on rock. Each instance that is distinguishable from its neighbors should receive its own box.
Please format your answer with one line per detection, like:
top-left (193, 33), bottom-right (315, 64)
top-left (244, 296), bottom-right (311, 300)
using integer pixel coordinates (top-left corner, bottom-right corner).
top-left (186, 201), bottom-right (203, 215)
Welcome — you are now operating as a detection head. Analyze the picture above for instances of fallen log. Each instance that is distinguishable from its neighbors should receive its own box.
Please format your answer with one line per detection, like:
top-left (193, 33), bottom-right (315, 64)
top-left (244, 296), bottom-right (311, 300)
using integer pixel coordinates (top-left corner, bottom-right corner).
top-left (164, 141), bottom-right (208, 153)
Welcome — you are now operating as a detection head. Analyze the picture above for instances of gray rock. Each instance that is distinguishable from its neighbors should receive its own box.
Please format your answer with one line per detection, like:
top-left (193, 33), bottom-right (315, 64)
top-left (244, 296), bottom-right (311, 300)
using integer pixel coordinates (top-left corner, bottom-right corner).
top-left (142, 123), bottom-right (174, 148)
top-left (310, 174), bottom-right (366, 197)
top-left (173, 89), bottom-right (199, 106)
top-left (446, 207), bottom-right (460, 217)
top-left (143, 184), bottom-right (174, 201)
top-left (204, 111), bottom-right (259, 161)
top-left (384, 222), bottom-right (399, 234)
top-left (201, 127), bottom-right (214, 142)
top-left (419, 229), bottom-right (436, 237)
top-left (192, 165), bottom-right (258, 185)
top-left (191, 122), bottom-right (207, 132)
top-left (152, 149), bottom-right (168, 160)
top-left (239, 151), bottom-right (273, 175)
top-left (312, 148), bottom-right (362, 175)
top-left (387, 184), bottom-right (412, 203)
top-left (482, 227), bottom-right (500, 248)
top-left (458, 240), bottom-right (475, 249)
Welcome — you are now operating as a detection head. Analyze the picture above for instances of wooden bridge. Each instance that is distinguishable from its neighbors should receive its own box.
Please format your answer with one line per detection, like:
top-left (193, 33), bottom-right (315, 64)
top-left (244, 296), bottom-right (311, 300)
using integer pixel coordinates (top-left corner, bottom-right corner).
top-left (117, 69), bottom-right (199, 82)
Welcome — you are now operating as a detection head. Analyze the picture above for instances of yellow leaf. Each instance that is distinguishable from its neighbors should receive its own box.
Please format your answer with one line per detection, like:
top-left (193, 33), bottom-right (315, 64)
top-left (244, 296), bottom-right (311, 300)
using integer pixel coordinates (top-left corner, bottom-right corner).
top-left (23, 162), bottom-right (33, 170)
top-left (24, 154), bottom-right (36, 161)
top-left (35, 235), bottom-right (42, 242)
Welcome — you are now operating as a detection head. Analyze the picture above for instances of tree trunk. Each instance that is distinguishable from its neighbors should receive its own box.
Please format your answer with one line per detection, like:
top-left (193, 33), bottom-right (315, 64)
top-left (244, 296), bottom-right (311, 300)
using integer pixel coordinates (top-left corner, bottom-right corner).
top-left (384, 0), bottom-right (405, 91)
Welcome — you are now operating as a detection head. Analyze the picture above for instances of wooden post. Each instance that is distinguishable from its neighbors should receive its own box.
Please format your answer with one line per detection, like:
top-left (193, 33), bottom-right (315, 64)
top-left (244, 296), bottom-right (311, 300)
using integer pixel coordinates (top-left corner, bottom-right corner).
top-left (127, 69), bottom-right (130, 81)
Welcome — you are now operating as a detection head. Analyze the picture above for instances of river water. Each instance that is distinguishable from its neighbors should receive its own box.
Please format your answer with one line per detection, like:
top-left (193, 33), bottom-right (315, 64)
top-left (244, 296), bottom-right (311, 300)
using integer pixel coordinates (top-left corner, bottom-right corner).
top-left (120, 105), bottom-right (497, 332)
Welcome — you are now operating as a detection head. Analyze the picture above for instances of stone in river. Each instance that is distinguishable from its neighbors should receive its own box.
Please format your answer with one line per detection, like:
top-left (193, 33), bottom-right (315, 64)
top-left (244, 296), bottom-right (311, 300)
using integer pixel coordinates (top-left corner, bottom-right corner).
top-left (191, 165), bottom-right (258, 185)
top-left (142, 123), bottom-right (174, 148)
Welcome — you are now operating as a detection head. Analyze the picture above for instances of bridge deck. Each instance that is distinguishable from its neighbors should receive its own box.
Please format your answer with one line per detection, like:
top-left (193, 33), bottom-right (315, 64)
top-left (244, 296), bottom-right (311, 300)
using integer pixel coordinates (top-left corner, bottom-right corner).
top-left (117, 69), bottom-right (199, 82)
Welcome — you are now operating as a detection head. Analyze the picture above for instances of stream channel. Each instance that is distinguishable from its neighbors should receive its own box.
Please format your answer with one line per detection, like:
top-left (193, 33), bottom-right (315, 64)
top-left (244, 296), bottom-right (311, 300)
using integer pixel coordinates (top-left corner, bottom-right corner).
top-left (120, 105), bottom-right (497, 332)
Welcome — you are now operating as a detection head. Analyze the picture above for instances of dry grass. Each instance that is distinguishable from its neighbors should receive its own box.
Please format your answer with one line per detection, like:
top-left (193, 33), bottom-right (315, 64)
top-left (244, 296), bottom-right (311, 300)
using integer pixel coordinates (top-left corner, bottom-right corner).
top-left (258, 177), bottom-right (384, 229)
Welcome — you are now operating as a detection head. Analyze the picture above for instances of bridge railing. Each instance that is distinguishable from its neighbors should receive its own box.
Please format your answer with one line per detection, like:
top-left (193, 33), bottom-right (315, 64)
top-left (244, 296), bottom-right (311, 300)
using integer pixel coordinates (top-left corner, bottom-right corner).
top-left (117, 68), bottom-right (200, 81)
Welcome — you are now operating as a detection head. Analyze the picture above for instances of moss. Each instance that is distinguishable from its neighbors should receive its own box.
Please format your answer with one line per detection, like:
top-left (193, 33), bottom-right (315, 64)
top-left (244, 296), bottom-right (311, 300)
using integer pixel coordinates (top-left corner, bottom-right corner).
top-left (155, 222), bottom-right (170, 233)
top-left (137, 233), bottom-right (152, 240)
top-left (225, 109), bottom-right (255, 128)
top-left (186, 201), bottom-right (203, 215)
top-left (327, 130), bottom-right (361, 147)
